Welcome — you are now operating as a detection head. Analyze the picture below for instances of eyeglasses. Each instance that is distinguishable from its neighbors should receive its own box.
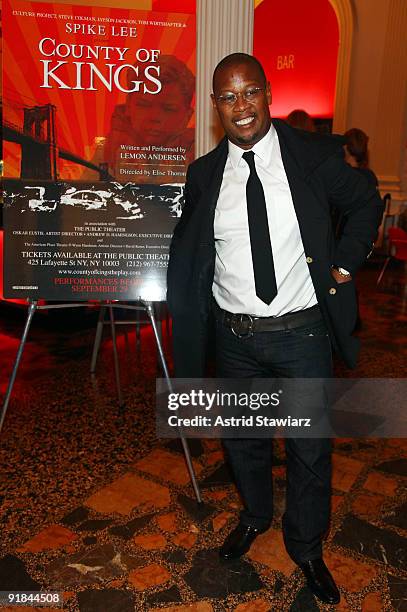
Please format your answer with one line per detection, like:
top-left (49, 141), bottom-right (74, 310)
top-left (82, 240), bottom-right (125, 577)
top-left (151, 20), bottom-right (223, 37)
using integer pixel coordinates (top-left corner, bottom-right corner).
top-left (215, 87), bottom-right (265, 106)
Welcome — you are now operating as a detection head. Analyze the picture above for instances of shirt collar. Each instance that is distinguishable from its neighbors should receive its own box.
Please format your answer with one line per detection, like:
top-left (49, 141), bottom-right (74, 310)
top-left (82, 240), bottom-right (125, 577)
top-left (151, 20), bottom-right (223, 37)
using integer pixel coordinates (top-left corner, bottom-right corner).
top-left (227, 123), bottom-right (276, 169)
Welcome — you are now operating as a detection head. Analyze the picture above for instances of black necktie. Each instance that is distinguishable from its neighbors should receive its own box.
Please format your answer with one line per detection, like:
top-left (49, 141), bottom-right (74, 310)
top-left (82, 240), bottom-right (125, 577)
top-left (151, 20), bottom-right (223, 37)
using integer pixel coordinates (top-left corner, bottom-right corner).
top-left (242, 150), bottom-right (277, 305)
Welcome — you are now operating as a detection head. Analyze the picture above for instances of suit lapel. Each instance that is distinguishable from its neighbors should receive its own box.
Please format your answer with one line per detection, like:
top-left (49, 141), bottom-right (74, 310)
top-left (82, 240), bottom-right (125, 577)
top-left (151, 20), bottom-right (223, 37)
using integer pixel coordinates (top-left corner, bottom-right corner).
top-left (273, 119), bottom-right (308, 222)
top-left (279, 135), bottom-right (311, 228)
top-left (206, 137), bottom-right (228, 212)
top-left (199, 138), bottom-right (228, 245)
top-left (273, 119), bottom-right (328, 256)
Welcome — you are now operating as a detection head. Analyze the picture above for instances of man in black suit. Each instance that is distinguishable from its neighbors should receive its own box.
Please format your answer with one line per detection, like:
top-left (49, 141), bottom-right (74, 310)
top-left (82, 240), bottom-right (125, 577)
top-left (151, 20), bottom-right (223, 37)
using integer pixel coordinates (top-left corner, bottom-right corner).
top-left (167, 54), bottom-right (383, 605)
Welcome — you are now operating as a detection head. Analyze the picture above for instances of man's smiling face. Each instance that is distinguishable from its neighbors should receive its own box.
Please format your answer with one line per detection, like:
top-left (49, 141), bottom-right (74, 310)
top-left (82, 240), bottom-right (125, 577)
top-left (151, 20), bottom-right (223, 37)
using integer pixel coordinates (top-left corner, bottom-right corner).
top-left (211, 60), bottom-right (272, 150)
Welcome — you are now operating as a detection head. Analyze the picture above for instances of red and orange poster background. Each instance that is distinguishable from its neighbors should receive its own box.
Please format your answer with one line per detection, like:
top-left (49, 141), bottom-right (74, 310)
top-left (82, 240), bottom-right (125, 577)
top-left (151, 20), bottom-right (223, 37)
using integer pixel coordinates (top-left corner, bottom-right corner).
top-left (3, 0), bottom-right (196, 181)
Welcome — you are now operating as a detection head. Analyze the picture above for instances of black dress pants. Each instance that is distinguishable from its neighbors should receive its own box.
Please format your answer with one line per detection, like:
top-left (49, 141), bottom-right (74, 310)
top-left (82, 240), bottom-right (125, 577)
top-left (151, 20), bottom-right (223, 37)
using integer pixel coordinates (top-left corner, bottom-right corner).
top-left (216, 311), bottom-right (333, 563)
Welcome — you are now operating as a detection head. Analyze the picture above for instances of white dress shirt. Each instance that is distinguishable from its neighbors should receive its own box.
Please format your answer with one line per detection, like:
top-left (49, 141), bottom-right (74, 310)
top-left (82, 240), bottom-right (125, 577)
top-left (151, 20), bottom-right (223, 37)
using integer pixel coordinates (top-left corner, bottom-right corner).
top-left (212, 124), bottom-right (317, 316)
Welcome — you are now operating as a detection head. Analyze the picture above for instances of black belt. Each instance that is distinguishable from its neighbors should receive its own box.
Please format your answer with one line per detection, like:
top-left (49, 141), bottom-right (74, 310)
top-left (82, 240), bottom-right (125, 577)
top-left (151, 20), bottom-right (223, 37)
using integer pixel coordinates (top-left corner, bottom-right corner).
top-left (214, 303), bottom-right (322, 338)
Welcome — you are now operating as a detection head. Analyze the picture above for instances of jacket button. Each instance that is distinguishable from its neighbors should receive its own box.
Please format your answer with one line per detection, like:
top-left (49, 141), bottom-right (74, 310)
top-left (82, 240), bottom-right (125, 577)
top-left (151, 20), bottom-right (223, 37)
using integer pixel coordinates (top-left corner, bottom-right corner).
top-left (329, 287), bottom-right (337, 295)
top-left (306, 256), bottom-right (313, 263)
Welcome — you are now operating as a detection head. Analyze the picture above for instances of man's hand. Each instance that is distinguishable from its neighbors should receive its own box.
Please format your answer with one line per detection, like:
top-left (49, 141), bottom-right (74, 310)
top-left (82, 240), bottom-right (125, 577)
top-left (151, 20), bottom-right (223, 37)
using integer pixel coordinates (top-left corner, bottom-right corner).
top-left (331, 267), bottom-right (352, 284)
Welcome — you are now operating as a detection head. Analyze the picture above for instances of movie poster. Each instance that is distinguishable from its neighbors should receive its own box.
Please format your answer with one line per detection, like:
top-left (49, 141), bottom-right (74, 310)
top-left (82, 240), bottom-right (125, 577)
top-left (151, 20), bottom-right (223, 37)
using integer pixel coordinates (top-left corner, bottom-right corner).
top-left (3, 0), bottom-right (195, 183)
top-left (2, 0), bottom-right (195, 300)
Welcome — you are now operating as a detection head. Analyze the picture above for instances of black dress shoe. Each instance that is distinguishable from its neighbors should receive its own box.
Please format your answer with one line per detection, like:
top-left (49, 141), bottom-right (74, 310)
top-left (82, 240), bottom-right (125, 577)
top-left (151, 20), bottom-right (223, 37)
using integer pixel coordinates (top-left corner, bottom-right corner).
top-left (300, 558), bottom-right (340, 604)
top-left (219, 523), bottom-right (266, 560)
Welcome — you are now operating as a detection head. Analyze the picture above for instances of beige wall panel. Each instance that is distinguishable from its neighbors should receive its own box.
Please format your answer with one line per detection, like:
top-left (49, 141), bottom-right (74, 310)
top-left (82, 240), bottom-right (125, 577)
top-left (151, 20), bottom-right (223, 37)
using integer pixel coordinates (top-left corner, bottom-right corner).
top-left (347, 0), bottom-right (407, 203)
top-left (346, 0), bottom-right (389, 139)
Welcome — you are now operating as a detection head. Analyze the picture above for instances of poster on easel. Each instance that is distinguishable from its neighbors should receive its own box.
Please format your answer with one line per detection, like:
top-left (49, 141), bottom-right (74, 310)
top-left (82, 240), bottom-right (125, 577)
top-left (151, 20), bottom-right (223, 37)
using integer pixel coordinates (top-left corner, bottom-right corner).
top-left (2, 0), bottom-right (195, 301)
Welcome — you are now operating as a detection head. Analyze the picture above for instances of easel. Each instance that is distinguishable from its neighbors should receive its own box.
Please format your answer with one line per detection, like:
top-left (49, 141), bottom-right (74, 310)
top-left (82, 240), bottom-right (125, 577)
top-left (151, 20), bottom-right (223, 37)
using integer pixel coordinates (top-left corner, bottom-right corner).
top-left (90, 302), bottom-right (164, 406)
top-left (0, 299), bottom-right (202, 503)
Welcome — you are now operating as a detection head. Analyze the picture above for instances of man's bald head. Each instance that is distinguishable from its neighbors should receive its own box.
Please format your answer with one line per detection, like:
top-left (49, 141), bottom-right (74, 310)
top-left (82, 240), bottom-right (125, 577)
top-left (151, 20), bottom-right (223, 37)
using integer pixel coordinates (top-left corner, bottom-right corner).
top-left (212, 53), bottom-right (267, 94)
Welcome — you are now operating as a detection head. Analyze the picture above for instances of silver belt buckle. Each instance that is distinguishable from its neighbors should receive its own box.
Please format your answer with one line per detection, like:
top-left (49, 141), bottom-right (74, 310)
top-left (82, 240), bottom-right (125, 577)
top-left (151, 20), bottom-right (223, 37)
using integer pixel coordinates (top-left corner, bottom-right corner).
top-left (230, 313), bottom-right (254, 338)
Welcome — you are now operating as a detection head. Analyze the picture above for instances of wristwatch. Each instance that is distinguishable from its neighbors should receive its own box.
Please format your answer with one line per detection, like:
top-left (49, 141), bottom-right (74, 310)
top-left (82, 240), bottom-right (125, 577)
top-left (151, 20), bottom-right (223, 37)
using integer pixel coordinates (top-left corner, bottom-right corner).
top-left (333, 266), bottom-right (351, 277)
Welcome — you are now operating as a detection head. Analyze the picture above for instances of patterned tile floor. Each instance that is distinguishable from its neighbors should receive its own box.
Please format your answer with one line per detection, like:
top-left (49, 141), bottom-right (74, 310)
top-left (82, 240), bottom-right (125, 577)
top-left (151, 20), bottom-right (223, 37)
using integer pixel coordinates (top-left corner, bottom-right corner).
top-left (0, 262), bottom-right (406, 611)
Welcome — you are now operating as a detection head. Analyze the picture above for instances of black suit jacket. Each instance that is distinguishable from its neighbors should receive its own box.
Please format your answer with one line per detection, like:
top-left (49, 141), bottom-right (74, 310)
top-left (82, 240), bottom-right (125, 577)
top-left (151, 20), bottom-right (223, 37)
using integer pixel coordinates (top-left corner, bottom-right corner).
top-left (167, 119), bottom-right (384, 375)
